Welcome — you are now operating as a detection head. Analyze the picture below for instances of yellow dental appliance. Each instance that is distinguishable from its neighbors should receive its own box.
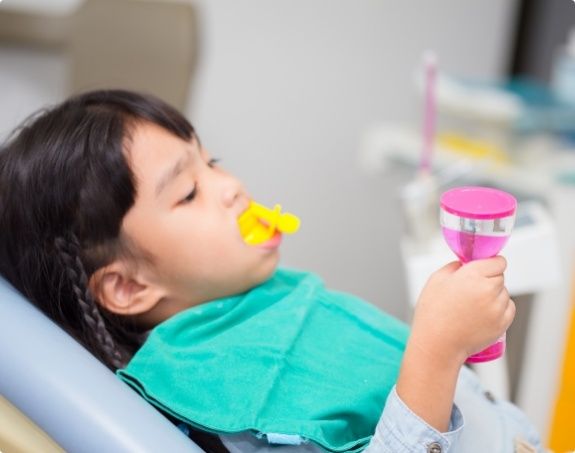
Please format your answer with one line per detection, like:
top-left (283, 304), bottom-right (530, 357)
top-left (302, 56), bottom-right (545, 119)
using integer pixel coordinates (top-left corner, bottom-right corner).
top-left (238, 201), bottom-right (300, 245)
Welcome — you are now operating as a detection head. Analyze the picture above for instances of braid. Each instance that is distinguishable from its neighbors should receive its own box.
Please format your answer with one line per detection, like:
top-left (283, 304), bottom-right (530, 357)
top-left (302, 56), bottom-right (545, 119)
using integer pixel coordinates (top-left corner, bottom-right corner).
top-left (0, 89), bottom-right (194, 369)
top-left (54, 235), bottom-right (125, 370)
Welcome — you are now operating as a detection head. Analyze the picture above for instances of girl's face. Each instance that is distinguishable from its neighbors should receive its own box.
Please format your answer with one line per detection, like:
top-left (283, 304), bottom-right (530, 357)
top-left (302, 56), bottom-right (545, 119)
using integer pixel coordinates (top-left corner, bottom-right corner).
top-left (121, 121), bottom-right (280, 321)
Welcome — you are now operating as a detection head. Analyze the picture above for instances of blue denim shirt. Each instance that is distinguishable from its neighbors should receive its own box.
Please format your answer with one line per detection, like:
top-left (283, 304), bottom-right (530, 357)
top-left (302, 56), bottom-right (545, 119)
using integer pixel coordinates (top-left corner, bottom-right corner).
top-left (220, 366), bottom-right (543, 453)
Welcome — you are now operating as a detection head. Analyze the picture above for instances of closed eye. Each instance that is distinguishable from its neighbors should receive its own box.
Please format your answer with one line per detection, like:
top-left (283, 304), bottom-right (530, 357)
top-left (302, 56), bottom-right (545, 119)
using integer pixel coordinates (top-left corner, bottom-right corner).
top-left (179, 158), bottom-right (219, 205)
top-left (180, 185), bottom-right (197, 204)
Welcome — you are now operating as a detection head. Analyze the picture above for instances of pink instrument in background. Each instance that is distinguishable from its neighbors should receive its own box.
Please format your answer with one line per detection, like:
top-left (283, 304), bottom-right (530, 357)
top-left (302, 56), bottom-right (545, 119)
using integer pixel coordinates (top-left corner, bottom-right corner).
top-left (420, 52), bottom-right (437, 175)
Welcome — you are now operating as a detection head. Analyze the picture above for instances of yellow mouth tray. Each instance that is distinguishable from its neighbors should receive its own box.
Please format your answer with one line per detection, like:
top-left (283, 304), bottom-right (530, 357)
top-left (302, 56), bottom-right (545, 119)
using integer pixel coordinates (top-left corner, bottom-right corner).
top-left (238, 201), bottom-right (300, 245)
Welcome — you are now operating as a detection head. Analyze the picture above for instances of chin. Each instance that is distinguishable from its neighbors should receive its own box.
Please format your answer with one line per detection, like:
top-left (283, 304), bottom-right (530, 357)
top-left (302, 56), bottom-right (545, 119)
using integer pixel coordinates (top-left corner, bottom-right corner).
top-left (252, 257), bottom-right (280, 287)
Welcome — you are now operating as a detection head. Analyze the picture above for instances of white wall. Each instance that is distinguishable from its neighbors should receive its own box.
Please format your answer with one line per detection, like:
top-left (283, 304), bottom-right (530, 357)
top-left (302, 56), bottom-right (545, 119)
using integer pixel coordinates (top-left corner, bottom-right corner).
top-left (186, 0), bottom-right (519, 318)
top-left (0, 0), bottom-right (519, 320)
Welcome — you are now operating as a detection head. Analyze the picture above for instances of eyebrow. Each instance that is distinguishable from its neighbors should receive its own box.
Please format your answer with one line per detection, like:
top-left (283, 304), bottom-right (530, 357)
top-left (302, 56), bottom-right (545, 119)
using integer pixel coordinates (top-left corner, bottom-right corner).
top-left (155, 152), bottom-right (191, 197)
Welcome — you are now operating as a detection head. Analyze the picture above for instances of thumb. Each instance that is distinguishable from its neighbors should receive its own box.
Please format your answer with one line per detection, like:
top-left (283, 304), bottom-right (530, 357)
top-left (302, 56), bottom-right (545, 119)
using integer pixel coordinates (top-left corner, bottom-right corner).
top-left (433, 260), bottom-right (462, 279)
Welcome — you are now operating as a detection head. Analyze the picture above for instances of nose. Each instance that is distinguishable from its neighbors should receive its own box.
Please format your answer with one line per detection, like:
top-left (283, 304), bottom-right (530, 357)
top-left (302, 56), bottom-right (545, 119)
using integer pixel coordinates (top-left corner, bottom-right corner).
top-left (219, 168), bottom-right (247, 208)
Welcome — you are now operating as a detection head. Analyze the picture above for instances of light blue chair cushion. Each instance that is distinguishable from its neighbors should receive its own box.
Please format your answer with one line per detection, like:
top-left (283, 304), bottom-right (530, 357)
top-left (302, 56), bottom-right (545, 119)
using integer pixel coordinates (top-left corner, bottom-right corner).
top-left (0, 276), bottom-right (202, 452)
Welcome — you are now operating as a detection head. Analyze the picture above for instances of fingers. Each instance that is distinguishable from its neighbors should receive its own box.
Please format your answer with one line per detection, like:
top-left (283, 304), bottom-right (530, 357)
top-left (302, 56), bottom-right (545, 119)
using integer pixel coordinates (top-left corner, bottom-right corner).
top-left (489, 286), bottom-right (516, 332)
top-left (436, 256), bottom-right (507, 279)
top-left (433, 260), bottom-right (462, 277)
top-left (467, 255), bottom-right (507, 278)
top-left (492, 274), bottom-right (505, 287)
top-left (482, 255), bottom-right (507, 276)
top-left (500, 289), bottom-right (516, 327)
top-left (505, 298), bottom-right (516, 327)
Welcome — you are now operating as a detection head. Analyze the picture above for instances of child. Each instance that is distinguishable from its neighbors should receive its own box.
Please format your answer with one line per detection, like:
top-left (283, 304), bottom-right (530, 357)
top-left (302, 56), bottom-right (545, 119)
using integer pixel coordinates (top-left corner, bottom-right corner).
top-left (0, 90), bottom-right (543, 453)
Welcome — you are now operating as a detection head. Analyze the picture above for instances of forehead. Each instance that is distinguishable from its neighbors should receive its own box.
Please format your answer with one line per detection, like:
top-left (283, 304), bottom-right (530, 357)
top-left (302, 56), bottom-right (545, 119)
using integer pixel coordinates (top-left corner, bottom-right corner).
top-left (128, 120), bottom-right (195, 154)
top-left (123, 122), bottom-right (200, 204)
top-left (126, 121), bottom-right (198, 175)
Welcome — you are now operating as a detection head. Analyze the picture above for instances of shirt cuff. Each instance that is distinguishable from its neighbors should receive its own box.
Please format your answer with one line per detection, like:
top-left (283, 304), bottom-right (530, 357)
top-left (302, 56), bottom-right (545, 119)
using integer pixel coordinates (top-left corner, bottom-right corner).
top-left (365, 385), bottom-right (464, 453)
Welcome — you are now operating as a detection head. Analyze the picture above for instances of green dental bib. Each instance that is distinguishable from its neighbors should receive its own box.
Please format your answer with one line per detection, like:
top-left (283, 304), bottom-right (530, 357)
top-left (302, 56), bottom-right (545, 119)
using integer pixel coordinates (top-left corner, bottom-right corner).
top-left (117, 269), bottom-right (409, 452)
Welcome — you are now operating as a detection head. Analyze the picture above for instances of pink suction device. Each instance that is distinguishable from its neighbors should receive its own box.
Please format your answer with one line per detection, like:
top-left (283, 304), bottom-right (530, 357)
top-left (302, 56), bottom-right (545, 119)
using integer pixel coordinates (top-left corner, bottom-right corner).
top-left (439, 186), bottom-right (517, 363)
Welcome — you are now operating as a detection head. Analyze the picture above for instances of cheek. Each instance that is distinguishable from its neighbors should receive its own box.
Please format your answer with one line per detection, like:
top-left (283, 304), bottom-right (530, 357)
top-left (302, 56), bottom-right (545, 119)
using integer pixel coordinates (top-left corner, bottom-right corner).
top-left (166, 222), bottom-right (235, 266)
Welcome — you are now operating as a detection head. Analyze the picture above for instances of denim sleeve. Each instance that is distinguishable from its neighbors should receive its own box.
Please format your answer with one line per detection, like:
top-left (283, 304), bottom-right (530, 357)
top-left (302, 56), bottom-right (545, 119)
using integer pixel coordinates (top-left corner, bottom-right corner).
top-left (363, 386), bottom-right (464, 453)
top-left (452, 365), bottom-right (544, 452)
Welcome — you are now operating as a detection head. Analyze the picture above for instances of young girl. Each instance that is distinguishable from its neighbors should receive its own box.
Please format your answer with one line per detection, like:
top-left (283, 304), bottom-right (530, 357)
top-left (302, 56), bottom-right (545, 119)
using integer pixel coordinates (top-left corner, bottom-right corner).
top-left (0, 90), bottom-right (543, 453)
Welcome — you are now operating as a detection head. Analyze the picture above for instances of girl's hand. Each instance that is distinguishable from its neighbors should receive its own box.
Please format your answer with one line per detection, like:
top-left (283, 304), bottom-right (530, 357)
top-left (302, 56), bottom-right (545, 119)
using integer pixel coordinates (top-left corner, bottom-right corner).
top-left (410, 256), bottom-right (515, 368)
top-left (395, 256), bottom-right (515, 432)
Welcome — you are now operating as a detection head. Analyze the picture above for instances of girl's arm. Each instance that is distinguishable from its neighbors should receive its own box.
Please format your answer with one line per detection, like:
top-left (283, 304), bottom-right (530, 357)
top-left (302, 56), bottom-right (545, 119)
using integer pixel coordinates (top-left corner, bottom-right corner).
top-left (397, 256), bottom-right (514, 432)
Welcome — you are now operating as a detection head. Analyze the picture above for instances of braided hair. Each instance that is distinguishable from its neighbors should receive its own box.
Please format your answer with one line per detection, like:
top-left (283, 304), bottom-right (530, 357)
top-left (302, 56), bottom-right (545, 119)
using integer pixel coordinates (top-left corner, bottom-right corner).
top-left (0, 89), bottom-right (234, 453)
top-left (0, 90), bottom-right (233, 453)
top-left (0, 89), bottom-right (193, 370)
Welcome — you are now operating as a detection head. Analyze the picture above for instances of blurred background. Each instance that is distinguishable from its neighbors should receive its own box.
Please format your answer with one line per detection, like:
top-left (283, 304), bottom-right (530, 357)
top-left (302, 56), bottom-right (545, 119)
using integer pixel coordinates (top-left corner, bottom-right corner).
top-left (1, 0), bottom-right (575, 450)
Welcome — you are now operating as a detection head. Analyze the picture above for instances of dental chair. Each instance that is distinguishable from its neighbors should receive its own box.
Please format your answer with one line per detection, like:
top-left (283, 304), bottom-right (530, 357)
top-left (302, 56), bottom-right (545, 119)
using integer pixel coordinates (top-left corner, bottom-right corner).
top-left (0, 276), bottom-right (203, 452)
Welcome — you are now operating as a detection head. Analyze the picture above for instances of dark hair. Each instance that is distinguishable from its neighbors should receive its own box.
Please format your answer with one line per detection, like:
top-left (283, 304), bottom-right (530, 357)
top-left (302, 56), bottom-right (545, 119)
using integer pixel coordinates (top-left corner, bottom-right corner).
top-left (0, 89), bottom-right (231, 453)
top-left (0, 89), bottom-right (194, 369)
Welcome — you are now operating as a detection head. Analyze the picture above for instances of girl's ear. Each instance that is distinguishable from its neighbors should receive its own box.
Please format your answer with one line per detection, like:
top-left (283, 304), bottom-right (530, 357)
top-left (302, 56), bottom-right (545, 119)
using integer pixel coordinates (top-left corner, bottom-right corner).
top-left (89, 261), bottom-right (165, 316)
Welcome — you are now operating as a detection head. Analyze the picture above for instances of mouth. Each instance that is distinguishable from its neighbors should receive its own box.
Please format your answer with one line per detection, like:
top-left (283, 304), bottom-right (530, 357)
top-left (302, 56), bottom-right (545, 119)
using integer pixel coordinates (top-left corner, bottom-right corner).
top-left (238, 215), bottom-right (280, 247)
top-left (254, 229), bottom-right (282, 250)
top-left (237, 205), bottom-right (274, 246)
top-left (238, 201), bottom-right (299, 247)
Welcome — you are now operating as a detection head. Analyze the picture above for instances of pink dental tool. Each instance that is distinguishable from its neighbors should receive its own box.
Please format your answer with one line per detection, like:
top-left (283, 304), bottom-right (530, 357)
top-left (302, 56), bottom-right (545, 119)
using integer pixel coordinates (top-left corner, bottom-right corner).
top-left (440, 186), bottom-right (516, 363)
